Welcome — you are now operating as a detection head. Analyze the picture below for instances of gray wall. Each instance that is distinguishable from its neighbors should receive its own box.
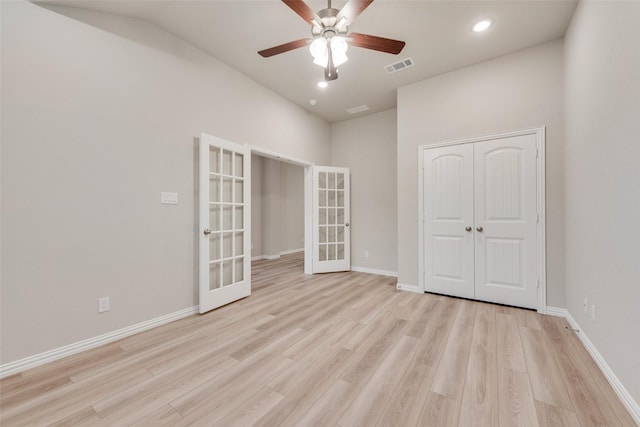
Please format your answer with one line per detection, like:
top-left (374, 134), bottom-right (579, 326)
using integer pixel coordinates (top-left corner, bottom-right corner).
top-left (397, 40), bottom-right (565, 307)
top-left (279, 162), bottom-right (305, 254)
top-left (262, 158), bottom-right (282, 258)
top-left (0, 2), bottom-right (330, 364)
top-left (251, 155), bottom-right (263, 258)
top-left (331, 110), bottom-right (398, 274)
top-left (564, 0), bottom-right (640, 405)
top-left (251, 156), bottom-right (304, 258)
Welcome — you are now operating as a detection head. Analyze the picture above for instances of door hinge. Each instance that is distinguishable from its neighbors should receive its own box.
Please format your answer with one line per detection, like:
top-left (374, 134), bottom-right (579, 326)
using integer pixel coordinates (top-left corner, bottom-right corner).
top-left (536, 213), bottom-right (539, 223)
top-left (536, 149), bottom-right (539, 158)
top-left (537, 279), bottom-right (540, 289)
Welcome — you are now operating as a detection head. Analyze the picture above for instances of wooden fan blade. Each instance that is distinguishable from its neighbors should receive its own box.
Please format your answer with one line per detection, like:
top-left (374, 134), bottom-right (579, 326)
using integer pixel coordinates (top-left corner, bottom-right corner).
top-left (349, 32), bottom-right (406, 54)
top-left (336, 0), bottom-right (374, 27)
top-left (282, 0), bottom-right (321, 25)
top-left (258, 38), bottom-right (311, 57)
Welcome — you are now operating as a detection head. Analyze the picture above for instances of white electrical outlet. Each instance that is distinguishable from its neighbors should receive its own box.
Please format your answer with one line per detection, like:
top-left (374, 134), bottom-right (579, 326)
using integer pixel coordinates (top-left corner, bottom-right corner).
top-left (583, 298), bottom-right (588, 314)
top-left (364, 250), bottom-right (369, 258)
top-left (591, 304), bottom-right (596, 322)
top-left (98, 297), bottom-right (110, 313)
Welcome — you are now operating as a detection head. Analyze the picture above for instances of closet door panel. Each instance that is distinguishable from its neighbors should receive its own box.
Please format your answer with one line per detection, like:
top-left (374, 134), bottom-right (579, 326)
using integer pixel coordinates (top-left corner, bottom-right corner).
top-left (423, 144), bottom-right (475, 299)
top-left (474, 135), bottom-right (538, 309)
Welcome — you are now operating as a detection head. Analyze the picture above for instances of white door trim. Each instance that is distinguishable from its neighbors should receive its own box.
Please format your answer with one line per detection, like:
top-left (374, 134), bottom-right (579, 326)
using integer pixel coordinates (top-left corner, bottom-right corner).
top-left (304, 167), bottom-right (313, 274)
top-left (246, 145), bottom-right (315, 274)
top-left (418, 127), bottom-right (547, 313)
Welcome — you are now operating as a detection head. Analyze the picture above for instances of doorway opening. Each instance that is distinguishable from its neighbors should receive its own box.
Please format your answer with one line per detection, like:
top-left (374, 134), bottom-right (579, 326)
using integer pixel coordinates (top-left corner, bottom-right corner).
top-left (251, 154), bottom-right (306, 272)
top-left (248, 147), bottom-right (314, 275)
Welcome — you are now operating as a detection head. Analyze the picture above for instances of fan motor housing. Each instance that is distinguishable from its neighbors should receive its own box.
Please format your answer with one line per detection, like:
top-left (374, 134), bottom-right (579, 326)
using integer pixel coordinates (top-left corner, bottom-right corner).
top-left (312, 8), bottom-right (348, 37)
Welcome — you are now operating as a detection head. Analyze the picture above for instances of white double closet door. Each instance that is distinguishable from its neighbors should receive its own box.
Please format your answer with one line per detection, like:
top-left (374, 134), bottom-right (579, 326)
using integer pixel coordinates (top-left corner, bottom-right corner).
top-left (423, 134), bottom-right (539, 309)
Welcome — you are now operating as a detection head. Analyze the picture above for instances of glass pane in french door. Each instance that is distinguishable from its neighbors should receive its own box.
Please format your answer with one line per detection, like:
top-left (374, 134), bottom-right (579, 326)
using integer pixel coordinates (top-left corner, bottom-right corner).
top-left (317, 171), bottom-right (346, 262)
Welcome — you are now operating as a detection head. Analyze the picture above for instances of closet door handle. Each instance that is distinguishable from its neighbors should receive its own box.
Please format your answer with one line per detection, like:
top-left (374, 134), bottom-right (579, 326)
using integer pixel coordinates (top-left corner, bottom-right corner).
top-left (476, 227), bottom-right (484, 232)
top-left (465, 226), bottom-right (472, 232)
top-left (203, 229), bottom-right (212, 235)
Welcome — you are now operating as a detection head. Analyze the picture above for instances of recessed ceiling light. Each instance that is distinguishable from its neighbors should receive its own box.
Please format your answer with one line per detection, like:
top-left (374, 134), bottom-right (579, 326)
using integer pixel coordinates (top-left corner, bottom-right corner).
top-left (472, 19), bottom-right (493, 33)
top-left (317, 81), bottom-right (328, 88)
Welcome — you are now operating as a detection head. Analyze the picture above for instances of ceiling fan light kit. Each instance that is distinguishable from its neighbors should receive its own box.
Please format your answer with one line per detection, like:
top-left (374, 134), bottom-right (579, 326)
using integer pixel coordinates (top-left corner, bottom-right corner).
top-left (331, 36), bottom-right (349, 67)
top-left (309, 36), bottom-right (348, 68)
top-left (310, 37), bottom-right (328, 66)
top-left (258, 0), bottom-right (406, 82)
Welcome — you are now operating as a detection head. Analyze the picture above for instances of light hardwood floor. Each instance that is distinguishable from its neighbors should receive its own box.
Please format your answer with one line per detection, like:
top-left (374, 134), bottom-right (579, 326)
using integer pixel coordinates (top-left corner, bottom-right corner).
top-left (1, 253), bottom-right (636, 426)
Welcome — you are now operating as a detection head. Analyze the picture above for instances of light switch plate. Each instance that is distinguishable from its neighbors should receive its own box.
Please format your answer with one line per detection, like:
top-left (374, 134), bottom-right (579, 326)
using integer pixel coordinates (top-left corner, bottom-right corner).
top-left (161, 192), bottom-right (178, 205)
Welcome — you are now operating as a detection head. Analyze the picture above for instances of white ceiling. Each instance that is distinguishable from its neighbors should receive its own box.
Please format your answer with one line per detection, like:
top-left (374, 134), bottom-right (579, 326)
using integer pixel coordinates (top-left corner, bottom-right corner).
top-left (39, 0), bottom-right (578, 122)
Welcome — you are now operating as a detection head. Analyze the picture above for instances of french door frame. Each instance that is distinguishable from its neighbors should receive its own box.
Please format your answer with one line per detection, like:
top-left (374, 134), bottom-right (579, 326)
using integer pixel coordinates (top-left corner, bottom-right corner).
top-left (417, 127), bottom-right (547, 314)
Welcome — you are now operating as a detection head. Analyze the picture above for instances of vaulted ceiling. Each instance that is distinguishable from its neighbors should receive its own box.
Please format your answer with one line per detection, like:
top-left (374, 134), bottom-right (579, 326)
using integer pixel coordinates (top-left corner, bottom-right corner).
top-left (39, 0), bottom-right (578, 122)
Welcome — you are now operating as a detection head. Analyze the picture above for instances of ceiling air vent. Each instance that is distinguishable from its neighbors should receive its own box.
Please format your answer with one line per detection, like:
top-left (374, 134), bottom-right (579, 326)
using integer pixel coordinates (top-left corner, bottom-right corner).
top-left (385, 57), bottom-right (415, 74)
top-left (346, 105), bottom-right (370, 115)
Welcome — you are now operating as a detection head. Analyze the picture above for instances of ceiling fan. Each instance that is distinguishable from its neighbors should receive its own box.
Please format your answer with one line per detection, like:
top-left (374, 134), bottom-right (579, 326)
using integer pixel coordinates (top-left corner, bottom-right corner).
top-left (258, 0), bottom-right (406, 81)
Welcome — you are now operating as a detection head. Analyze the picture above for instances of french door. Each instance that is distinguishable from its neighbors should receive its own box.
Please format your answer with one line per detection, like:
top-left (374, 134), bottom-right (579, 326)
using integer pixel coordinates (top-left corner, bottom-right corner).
top-left (313, 166), bottom-right (350, 273)
top-left (199, 133), bottom-right (251, 314)
top-left (423, 133), bottom-right (539, 309)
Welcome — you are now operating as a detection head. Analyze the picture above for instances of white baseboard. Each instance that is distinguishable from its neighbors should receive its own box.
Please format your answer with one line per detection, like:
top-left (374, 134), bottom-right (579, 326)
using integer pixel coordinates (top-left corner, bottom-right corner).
top-left (545, 306), bottom-right (568, 317)
top-left (351, 266), bottom-right (398, 278)
top-left (0, 305), bottom-right (199, 379)
top-left (546, 307), bottom-right (639, 424)
top-left (280, 248), bottom-right (304, 256)
top-left (253, 248), bottom-right (304, 262)
top-left (396, 282), bottom-right (422, 293)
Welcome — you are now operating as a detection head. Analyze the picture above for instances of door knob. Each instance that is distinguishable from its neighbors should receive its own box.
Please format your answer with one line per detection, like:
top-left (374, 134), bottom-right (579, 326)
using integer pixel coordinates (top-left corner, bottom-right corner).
top-left (345, 222), bottom-right (350, 227)
top-left (203, 229), bottom-right (212, 235)
top-left (465, 226), bottom-right (472, 232)
top-left (476, 226), bottom-right (484, 232)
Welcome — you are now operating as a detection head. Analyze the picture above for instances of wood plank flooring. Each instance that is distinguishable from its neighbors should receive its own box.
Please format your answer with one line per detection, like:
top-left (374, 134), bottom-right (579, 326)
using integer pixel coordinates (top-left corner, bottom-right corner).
top-left (1, 253), bottom-right (636, 426)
